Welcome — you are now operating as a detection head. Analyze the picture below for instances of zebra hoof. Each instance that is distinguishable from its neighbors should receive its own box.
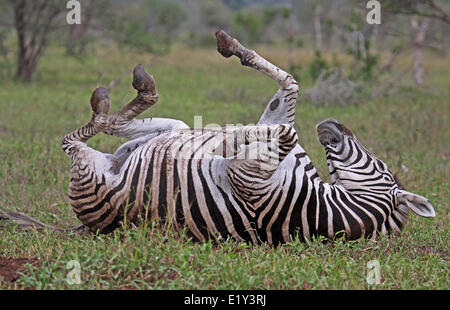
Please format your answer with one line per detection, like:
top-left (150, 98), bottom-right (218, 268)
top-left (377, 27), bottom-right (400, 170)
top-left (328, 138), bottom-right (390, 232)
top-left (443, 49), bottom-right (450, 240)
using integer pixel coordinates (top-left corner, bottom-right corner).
top-left (132, 64), bottom-right (156, 94)
top-left (215, 29), bottom-right (241, 58)
top-left (90, 87), bottom-right (111, 115)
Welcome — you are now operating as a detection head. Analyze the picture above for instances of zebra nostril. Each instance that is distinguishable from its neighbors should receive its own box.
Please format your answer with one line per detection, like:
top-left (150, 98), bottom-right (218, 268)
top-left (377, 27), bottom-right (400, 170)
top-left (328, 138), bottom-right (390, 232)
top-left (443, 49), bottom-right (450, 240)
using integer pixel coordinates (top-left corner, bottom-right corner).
top-left (331, 137), bottom-right (339, 144)
top-left (317, 131), bottom-right (341, 146)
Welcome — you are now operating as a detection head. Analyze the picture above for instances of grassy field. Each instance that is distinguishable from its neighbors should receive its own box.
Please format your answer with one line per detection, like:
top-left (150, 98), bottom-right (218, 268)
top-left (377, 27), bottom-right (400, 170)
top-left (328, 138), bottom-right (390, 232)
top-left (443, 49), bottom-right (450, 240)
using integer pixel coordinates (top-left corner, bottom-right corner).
top-left (0, 43), bottom-right (448, 289)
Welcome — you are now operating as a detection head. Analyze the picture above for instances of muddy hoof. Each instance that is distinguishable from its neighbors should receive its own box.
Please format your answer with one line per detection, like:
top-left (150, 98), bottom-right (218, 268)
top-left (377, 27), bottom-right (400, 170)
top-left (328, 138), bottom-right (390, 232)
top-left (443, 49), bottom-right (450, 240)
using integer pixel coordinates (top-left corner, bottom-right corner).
top-left (90, 87), bottom-right (111, 115)
top-left (215, 29), bottom-right (239, 58)
top-left (132, 64), bottom-right (155, 93)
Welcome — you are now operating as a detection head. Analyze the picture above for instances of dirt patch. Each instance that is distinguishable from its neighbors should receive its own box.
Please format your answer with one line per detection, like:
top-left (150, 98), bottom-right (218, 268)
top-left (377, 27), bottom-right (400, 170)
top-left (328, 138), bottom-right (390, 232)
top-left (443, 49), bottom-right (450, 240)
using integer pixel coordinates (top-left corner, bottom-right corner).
top-left (0, 257), bottom-right (40, 283)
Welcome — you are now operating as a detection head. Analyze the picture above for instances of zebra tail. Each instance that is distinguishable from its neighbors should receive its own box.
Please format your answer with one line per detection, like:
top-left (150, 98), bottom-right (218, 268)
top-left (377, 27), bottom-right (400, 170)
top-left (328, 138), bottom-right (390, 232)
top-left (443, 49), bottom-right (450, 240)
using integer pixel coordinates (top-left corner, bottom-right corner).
top-left (0, 208), bottom-right (88, 234)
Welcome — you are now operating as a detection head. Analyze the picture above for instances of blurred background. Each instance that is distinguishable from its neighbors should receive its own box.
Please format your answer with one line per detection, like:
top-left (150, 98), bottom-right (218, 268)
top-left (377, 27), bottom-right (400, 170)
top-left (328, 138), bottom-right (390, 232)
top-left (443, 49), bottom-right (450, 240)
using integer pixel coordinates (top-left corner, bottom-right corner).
top-left (0, 0), bottom-right (449, 86)
top-left (0, 0), bottom-right (448, 226)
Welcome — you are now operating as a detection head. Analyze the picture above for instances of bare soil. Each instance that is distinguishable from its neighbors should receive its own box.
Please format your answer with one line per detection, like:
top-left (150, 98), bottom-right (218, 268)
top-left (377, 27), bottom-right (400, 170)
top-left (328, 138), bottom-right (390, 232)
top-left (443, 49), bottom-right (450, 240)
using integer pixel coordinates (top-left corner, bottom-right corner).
top-left (0, 257), bottom-right (40, 283)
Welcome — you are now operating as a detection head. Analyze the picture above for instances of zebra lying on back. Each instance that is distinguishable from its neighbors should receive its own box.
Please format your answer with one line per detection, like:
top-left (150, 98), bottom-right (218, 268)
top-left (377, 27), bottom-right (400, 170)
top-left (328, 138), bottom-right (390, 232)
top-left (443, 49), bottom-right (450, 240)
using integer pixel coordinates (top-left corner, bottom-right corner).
top-left (3, 30), bottom-right (435, 245)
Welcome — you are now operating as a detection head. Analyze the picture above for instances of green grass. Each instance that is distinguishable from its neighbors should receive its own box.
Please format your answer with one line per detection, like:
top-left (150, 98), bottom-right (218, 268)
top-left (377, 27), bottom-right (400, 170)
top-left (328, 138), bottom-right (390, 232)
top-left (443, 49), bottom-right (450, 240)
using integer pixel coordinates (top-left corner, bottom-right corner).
top-left (0, 44), bottom-right (448, 289)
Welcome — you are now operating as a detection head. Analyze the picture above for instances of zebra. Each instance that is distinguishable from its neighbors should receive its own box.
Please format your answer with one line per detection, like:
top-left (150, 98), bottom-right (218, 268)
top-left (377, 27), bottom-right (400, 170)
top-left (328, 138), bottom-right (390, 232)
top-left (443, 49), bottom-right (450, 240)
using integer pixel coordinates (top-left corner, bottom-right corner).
top-left (3, 30), bottom-right (435, 245)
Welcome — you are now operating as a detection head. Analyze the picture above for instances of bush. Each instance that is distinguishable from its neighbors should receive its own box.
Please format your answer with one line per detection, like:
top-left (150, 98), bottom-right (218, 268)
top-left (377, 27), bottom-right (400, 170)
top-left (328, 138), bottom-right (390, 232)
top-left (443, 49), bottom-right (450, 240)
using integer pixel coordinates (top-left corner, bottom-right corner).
top-left (347, 38), bottom-right (379, 81)
top-left (308, 51), bottom-right (329, 81)
top-left (304, 68), bottom-right (364, 106)
top-left (109, 17), bottom-right (172, 55)
top-left (233, 12), bottom-right (263, 44)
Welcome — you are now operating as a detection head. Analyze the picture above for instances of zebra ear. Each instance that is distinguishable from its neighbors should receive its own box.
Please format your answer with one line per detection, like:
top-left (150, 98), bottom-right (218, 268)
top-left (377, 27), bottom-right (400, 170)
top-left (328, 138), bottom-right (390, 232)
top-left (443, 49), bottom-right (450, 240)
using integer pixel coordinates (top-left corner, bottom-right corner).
top-left (396, 189), bottom-right (435, 218)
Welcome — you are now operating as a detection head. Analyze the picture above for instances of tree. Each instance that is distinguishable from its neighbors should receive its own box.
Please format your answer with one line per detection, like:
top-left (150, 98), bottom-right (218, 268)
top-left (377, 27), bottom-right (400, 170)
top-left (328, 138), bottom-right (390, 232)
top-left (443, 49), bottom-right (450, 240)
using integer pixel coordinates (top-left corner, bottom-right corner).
top-left (233, 11), bottom-right (263, 44)
top-left (410, 16), bottom-right (429, 85)
top-left (312, 0), bottom-right (323, 51)
top-left (382, 0), bottom-right (449, 24)
top-left (146, 0), bottom-right (187, 37)
top-left (382, 0), bottom-right (449, 85)
top-left (8, 0), bottom-right (64, 81)
top-left (65, 0), bottom-right (109, 57)
top-left (106, 0), bottom-right (186, 55)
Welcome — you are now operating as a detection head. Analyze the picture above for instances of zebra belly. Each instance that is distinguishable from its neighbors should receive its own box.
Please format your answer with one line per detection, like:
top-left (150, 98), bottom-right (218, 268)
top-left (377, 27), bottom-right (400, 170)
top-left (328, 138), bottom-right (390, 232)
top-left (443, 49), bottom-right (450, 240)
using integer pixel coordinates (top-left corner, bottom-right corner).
top-left (69, 137), bottom-right (257, 241)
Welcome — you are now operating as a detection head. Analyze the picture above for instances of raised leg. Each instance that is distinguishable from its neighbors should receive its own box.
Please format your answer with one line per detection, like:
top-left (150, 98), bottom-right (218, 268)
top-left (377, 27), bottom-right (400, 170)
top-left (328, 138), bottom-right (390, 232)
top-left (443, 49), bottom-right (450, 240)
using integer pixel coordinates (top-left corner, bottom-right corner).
top-left (61, 86), bottom-right (111, 161)
top-left (215, 30), bottom-right (299, 127)
top-left (104, 64), bottom-right (188, 140)
top-left (63, 65), bottom-right (189, 167)
top-left (111, 117), bottom-right (187, 165)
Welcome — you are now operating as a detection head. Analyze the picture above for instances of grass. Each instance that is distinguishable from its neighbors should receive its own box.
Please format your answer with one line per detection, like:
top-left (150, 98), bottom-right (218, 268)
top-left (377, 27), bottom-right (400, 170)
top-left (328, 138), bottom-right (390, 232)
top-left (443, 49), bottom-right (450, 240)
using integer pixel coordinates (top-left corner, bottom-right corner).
top-left (0, 43), bottom-right (448, 289)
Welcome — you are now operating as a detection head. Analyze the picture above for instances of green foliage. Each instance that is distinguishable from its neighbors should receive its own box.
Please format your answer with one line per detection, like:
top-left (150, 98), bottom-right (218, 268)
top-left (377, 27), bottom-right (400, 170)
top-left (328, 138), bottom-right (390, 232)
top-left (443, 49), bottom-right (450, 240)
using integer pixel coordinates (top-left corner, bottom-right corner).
top-left (153, 2), bottom-right (186, 32)
top-left (0, 29), bottom-right (13, 78)
top-left (282, 7), bottom-right (292, 20)
top-left (308, 50), bottom-right (329, 80)
top-left (288, 63), bottom-right (302, 84)
top-left (182, 0), bottom-right (233, 48)
top-left (306, 35), bottom-right (379, 87)
top-left (345, 8), bottom-right (365, 32)
top-left (106, 0), bottom-right (187, 55)
top-left (380, 0), bottom-right (450, 24)
top-left (324, 18), bottom-right (334, 29)
top-left (185, 31), bottom-right (217, 48)
top-left (347, 38), bottom-right (379, 81)
top-left (233, 12), bottom-right (263, 44)
top-left (262, 7), bottom-right (280, 25)
top-left (199, 0), bottom-right (232, 29)
top-left (109, 16), bottom-right (171, 55)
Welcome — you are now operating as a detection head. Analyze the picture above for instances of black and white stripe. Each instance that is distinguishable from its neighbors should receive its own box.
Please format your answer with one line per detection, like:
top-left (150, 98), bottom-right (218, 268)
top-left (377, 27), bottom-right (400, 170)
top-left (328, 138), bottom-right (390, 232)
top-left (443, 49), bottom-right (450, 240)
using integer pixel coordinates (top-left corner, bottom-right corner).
top-left (61, 31), bottom-right (435, 244)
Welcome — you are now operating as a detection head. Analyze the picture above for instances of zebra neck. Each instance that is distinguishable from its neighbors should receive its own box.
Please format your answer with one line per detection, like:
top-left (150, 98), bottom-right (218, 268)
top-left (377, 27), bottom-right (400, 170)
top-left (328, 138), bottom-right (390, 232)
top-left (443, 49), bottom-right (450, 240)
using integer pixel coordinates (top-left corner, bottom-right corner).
top-left (310, 182), bottom-right (397, 240)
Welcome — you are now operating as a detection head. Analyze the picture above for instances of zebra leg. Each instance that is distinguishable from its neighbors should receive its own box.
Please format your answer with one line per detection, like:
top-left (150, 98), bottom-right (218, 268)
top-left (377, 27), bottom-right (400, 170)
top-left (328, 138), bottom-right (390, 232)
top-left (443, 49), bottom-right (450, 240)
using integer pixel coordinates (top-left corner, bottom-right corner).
top-left (104, 64), bottom-right (188, 140)
top-left (215, 30), bottom-right (299, 127)
top-left (61, 87), bottom-right (111, 161)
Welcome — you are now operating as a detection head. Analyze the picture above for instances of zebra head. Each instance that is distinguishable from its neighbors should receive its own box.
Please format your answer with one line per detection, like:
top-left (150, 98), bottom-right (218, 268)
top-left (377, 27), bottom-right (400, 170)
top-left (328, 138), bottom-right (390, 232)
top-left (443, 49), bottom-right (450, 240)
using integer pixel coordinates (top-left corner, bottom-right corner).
top-left (316, 118), bottom-right (435, 223)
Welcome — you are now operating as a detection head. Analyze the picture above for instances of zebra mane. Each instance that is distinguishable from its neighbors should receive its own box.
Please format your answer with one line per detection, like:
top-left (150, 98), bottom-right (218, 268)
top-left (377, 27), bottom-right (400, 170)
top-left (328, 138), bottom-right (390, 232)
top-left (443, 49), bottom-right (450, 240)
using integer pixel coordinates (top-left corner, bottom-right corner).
top-left (393, 172), bottom-right (407, 190)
